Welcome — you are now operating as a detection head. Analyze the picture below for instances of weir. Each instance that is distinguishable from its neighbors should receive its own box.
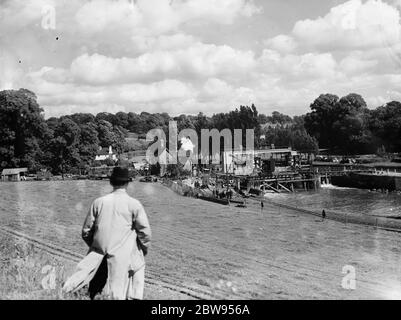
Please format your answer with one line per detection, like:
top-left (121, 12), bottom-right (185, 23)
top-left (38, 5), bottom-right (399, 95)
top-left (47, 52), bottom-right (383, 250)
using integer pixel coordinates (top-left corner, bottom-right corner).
top-left (213, 172), bottom-right (321, 193)
top-left (313, 163), bottom-right (401, 191)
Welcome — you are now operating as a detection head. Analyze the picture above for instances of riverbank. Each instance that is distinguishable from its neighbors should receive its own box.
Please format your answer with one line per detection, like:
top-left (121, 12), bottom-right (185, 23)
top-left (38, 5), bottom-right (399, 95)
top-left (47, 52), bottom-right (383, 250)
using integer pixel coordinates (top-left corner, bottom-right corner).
top-left (162, 178), bottom-right (204, 197)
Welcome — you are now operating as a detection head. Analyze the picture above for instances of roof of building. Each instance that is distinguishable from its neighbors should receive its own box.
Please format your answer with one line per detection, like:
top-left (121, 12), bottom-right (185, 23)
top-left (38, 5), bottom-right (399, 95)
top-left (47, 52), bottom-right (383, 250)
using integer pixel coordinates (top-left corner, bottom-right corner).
top-left (96, 147), bottom-right (113, 155)
top-left (223, 147), bottom-right (293, 154)
top-left (130, 155), bottom-right (147, 163)
top-left (1, 168), bottom-right (28, 175)
top-left (127, 132), bottom-right (139, 139)
top-left (255, 148), bottom-right (293, 154)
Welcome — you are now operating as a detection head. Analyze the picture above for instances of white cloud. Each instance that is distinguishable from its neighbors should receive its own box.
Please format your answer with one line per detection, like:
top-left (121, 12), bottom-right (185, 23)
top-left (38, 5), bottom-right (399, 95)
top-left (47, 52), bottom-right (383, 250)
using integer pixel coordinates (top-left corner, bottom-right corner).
top-left (0, 0), bottom-right (55, 31)
top-left (74, 0), bottom-right (143, 35)
top-left (74, 0), bottom-right (261, 36)
top-left (70, 43), bottom-right (256, 84)
top-left (365, 95), bottom-right (388, 107)
top-left (131, 33), bottom-right (197, 53)
top-left (2, 0), bottom-right (401, 117)
top-left (391, 0), bottom-right (401, 9)
top-left (264, 35), bottom-right (297, 53)
top-left (339, 53), bottom-right (378, 74)
top-left (118, 79), bottom-right (195, 102)
top-left (29, 77), bottom-right (194, 106)
top-left (292, 0), bottom-right (401, 51)
top-left (0, 51), bottom-right (25, 90)
top-left (201, 78), bottom-right (233, 99)
top-left (258, 50), bottom-right (338, 81)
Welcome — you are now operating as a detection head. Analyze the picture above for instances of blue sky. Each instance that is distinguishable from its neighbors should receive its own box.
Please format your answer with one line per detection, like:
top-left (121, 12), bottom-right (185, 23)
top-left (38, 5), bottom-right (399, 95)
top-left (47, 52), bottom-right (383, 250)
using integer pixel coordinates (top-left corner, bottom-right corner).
top-left (1, 0), bottom-right (401, 118)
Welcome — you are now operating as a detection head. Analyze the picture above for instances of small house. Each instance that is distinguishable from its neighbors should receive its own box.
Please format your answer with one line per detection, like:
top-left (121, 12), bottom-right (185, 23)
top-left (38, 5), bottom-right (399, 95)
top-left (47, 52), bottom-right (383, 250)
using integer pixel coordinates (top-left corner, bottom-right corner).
top-left (95, 146), bottom-right (117, 162)
top-left (1, 168), bottom-right (28, 181)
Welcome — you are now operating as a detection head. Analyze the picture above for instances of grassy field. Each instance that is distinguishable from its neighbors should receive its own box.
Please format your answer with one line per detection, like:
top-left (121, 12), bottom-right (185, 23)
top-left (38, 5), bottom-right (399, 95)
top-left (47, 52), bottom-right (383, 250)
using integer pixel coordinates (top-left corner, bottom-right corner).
top-left (0, 234), bottom-right (80, 300)
top-left (0, 232), bottom-right (193, 300)
top-left (3, 180), bottom-right (401, 299)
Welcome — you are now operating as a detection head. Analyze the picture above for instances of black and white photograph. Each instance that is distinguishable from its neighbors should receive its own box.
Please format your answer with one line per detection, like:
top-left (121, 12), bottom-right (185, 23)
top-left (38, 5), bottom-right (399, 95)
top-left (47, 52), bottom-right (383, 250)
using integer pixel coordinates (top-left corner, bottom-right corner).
top-left (1, 0), bottom-right (401, 305)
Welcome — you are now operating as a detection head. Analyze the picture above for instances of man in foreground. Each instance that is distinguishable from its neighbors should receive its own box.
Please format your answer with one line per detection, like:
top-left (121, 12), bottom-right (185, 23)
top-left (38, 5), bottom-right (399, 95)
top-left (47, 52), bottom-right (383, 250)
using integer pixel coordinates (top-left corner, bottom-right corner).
top-left (63, 167), bottom-right (152, 300)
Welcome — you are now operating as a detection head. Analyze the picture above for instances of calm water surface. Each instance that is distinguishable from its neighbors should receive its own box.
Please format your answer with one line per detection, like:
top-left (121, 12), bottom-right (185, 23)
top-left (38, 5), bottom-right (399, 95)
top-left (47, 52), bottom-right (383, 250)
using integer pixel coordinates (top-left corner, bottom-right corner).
top-left (265, 184), bottom-right (401, 218)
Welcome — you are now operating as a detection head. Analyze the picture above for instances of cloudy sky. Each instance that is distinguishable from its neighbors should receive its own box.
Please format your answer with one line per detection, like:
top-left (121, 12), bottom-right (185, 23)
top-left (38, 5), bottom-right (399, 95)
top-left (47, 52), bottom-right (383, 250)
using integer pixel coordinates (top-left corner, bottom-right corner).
top-left (1, 0), bottom-right (401, 118)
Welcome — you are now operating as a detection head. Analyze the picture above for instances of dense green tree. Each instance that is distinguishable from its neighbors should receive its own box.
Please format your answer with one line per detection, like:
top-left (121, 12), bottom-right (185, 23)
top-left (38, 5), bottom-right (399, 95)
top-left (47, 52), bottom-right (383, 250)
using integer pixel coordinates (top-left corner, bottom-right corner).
top-left (193, 112), bottom-right (210, 134)
top-left (97, 120), bottom-right (117, 147)
top-left (113, 125), bottom-right (129, 154)
top-left (270, 111), bottom-right (293, 124)
top-left (95, 112), bottom-right (118, 126)
top-left (0, 89), bottom-right (47, 170)
top-left (262, 125), bottom-right (318, 153)
top-left (174, 114), bottom-right (195, 132)
top-left (210, 104), bottom-right (261, 149)
top-left (369, 101), bottom-right (401, 152)
top-left (127, 112), bottom-right (143, 133)
top-left (8, 87), bottom-right (401, 175)
top-left (304, 93), bottom-right (339, 149)
top-left (304, 93), bottom-right (374, 154)
top-left (68, 113), bottom-right (96, 125)
top-left (78, 123), bottom-right (100, 171)
top-left (115, 111), bottom-right (129, 128)
top-left (46, 117), bottom-right (60, 131)
top-left (49, 118), bottom-right (81, 177)
top-left (96, 119), bottom-right (128, 154)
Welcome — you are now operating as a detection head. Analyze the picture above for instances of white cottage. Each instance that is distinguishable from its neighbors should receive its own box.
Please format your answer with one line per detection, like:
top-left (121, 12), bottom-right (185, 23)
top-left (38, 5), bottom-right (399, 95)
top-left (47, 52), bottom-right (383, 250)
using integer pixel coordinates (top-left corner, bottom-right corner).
top-left (95, 146), bottom-right (117, 162)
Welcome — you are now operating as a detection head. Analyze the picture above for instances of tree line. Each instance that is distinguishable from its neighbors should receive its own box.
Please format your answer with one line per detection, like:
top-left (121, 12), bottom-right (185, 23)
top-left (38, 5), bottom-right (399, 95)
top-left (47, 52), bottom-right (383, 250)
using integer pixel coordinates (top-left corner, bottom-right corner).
top-left (304, 93), bottom-right (401, 154)
top-left (1, 88), bottom-right (400, 174)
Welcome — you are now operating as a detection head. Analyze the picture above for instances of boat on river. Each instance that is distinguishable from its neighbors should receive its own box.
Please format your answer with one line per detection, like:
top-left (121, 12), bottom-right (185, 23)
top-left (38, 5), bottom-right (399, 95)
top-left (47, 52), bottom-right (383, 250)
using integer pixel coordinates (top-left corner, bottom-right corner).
top-left (139, 176), bottom-right (157, 183)
top-left (197, 195), bottom-right (229, 205)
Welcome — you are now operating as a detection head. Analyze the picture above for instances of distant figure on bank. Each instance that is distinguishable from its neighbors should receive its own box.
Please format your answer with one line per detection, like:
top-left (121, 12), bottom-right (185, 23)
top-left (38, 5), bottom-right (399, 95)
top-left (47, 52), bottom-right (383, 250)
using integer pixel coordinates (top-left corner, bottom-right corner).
top-left (261, 201), bottom-right (264, 209)
top-left (63, 167), bottom-right (152, 300)
top-left (322, 209), bottom-right (326, 219)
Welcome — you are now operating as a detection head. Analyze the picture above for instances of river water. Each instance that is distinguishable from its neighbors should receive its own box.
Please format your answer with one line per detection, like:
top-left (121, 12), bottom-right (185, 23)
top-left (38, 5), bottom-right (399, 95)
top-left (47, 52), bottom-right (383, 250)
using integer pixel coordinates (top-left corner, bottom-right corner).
top-left (2, 180), bottom-right (401, 299)
top-left (265, 183), bottom-right (401, 218)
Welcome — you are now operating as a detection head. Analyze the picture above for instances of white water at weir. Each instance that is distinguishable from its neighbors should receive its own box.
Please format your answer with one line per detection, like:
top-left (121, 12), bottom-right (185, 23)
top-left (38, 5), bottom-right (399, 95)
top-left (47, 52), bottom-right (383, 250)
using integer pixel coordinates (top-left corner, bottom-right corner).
top-left (320, 182), bottom-right (357, 190)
